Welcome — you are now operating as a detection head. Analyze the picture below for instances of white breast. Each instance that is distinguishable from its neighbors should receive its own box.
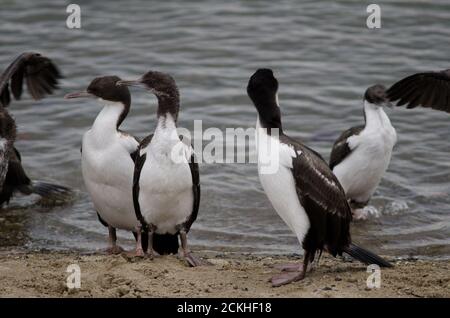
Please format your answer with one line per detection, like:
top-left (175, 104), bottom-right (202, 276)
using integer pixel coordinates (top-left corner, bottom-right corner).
top-left (81, 103), bottom-right (139, 231)
top-left (333, 104), bottom-right (397, 203)
top-left (138, 115), bottom-right (194, 234)
top-left (256, 118), bottom-right (310, 246)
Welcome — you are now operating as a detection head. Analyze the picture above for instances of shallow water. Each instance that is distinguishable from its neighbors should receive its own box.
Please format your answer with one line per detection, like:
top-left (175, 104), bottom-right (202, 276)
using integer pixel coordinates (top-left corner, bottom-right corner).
top-left (0, 0), bottom-right (449, 258)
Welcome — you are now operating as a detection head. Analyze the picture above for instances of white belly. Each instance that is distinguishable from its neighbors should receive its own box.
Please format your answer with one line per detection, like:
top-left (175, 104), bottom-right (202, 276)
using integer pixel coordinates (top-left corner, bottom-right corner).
top-left (138, 150), bottom-right (194, 234)
top-left (333, 130), bottom-right (396, 203)
top-left (82, 131), bottom-right (139, 231)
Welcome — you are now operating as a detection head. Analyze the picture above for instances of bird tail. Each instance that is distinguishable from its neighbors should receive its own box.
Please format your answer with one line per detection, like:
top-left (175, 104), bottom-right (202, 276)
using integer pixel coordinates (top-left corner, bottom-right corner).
top-left (343, 243), bottom-right (393, 268)
top-left (30, 181), bottom-right (72, 202)
top-left (152, 233), bottom-right (179, 255)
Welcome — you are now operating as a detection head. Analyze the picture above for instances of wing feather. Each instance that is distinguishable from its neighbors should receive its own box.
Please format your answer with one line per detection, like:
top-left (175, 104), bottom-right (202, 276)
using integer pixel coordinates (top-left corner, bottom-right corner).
top-left (0, 52), bottom-right (62, 107)
top-left (387, 69), bottom-right (450, 113)
top-left (329, 125), bottom-right (364, 170)
top-left (281, 135), bottom-right (352, 257)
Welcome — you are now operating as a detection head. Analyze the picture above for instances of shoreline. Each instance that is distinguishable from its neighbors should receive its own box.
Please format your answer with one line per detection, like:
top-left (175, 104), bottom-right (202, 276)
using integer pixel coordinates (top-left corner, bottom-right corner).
top-left (0, 250), bottom-right (448, 297)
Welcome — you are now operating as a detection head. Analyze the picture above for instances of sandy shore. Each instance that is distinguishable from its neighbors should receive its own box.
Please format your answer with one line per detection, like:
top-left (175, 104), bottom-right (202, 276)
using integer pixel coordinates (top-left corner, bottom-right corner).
top-left (0, 250), bottom-right (448, 298)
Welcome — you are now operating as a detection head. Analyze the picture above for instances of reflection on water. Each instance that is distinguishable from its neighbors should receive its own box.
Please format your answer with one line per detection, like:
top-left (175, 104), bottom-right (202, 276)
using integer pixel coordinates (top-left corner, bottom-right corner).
top-left (0, 0), bottom-right (449, 259)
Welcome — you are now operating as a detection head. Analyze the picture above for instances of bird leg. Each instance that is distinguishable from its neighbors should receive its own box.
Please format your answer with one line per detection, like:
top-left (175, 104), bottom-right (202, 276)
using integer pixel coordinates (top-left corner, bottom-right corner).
top-left (105, 226), bottom-right (124, 254)
top-left (146, 224), bottom-right (160, 259)
top-left (124, 225), bottom-right (145, 257)
top-left (179, 230), bottom-right (204, 267)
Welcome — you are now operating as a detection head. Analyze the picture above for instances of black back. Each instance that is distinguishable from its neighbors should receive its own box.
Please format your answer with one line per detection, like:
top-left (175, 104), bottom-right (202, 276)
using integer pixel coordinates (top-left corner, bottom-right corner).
top-left (281, 135), bottom-right (352, 261)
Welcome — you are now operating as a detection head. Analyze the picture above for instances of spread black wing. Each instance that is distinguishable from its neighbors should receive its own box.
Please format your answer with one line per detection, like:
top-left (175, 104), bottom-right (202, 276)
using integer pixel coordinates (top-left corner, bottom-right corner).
top-left (0, 52), bottom-right (62, 108)
top-left (386, 69), bottom-right (450, 113)
top-left (329, 125), bottom-right (364, 170)
top-left (281, 135), bottom-right (352, 261)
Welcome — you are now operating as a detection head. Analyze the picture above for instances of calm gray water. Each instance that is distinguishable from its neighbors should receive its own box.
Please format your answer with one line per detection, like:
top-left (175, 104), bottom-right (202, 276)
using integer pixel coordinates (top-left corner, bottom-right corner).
top-left (0, 0), bottom-right (449, 259)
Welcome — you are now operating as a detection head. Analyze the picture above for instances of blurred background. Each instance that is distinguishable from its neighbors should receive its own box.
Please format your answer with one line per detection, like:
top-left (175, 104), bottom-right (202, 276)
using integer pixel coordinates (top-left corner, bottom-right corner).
top-left (0, 0), bottom-right (449, 259)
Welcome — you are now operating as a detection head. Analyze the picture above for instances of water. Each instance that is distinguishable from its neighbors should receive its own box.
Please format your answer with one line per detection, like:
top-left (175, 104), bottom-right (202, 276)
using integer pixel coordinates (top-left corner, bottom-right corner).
top-left (0, 0), bottom-right (449, 259)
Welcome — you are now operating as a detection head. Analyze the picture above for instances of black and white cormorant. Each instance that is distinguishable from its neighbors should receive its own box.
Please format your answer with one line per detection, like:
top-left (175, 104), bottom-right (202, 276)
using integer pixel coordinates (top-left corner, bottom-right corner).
top-left (0, 52), bottom-right (70, 207)
top-left (330, 85), bottom-right (397, 219)
top-left (65, 76), bottom-right (148, 256)
top-left (330, 69), bottom-right (450, 219)
top-left (247, 68), bottom-right (392, 287)
top-left (117, 71), bottom-right (202, 266)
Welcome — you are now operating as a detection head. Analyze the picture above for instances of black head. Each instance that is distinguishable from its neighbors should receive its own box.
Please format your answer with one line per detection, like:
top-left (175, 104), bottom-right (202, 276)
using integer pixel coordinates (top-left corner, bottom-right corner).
top-left (140, 71), bottom-right (179, 98)
top-left (65, 76), bottom-right (131, 105)
top-left (117, 71), bottom-right (180, 120)
top-left (364, 84), bottom-right (391, 107)
top-left (64, 76), bottom-right (131, 128)
top-left (247, 68), bottom-right (279, 105)
top-left (87, 76), bottom-right (131, 104)
top-left (117, 71), bottom-right (179, 99)
top-left (247, 69), bottom-right (282, 131)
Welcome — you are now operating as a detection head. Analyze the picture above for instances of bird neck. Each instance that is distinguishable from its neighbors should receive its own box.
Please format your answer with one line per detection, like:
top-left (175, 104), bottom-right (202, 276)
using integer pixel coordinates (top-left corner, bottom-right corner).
top-left (156, 93), bottom-right (179, 123)
top-left (253, 94), bottom-right (283, 135)
top-left (363, 101), bottom-right (391, 131)
top-left (92, 101), bottom-right (128, 133)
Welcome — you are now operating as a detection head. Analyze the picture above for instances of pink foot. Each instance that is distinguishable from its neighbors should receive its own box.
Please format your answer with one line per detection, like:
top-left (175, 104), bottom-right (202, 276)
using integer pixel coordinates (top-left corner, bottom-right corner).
top-left (146, 249), bottom-right (160, 260)
top-left (123, 247), bottom-right (145, 258)
top-left (352, 208), bottom-right (369, 220)
top-left (271, 271), bottom-right (305, 287)
top-left (183, 252), bottom-right (209, 267)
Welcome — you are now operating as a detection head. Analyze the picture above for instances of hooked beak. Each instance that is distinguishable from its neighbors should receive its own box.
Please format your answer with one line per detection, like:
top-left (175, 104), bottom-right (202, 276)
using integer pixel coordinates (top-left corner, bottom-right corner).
top-left (116, 79), bottom-right (145, 88)
top-left (64, 91), bottom-right (94, 99)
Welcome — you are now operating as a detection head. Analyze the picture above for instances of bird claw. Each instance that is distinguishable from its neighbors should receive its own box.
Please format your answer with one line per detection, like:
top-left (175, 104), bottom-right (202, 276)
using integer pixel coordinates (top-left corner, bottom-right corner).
top-left (183, 252), bottom-right (209, 267)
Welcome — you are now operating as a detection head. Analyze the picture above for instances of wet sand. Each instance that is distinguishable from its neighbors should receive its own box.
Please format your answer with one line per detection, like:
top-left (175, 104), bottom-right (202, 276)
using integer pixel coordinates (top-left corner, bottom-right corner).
top-left (0, 250), bottom-right (448, 298)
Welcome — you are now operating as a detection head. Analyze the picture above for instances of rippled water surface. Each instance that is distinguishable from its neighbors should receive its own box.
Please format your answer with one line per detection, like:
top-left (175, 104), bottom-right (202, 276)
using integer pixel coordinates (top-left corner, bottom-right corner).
top-left (0, 0), bottom-right (449, 258)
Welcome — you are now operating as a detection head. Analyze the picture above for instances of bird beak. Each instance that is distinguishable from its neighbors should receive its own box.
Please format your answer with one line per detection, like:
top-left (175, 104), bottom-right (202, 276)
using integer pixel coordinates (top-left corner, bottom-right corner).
top-left (385, 101), bottom-right (394, 108)
top-left (383, 95), bottom-right (394, 108)
top-left (116, 79), bottom-right (145, 88)
top-left (64, 91), bottom-right (94, 99)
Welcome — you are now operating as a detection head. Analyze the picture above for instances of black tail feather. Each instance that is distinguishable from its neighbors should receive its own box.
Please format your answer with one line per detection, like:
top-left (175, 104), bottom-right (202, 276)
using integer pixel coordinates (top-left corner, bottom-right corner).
top-left (343, 243), bottom-right (393, 268)
top-left (153, 233), bottom-right (179, 255)
top-left (31, 181), bottom-right (72, 201)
